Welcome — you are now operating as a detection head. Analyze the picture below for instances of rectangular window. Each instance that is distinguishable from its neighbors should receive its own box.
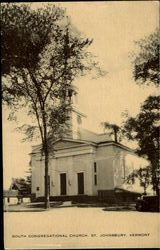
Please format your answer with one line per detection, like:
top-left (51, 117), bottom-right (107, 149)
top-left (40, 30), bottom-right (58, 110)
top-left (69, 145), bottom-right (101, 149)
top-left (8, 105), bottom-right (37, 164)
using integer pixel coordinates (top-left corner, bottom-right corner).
top-left (94, 175), bottom-right (97, 185)
top-left (94, 162), bottom-right (97, 173)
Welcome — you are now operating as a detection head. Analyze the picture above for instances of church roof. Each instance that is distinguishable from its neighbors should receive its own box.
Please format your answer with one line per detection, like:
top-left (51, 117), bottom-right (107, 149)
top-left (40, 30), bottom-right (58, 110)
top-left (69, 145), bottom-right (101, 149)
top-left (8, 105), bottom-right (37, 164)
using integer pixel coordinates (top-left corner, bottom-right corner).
top-left (30, 128), bottom-right (134, 154)
top-left (77, 128), bottom-right (112, 143)
top-left (31, 137), bottom-right (96, 154)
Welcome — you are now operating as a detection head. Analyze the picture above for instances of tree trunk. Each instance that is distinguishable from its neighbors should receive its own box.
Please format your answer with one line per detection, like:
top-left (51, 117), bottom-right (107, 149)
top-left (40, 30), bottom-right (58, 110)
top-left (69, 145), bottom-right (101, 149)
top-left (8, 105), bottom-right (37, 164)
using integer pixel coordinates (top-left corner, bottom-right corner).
top-left (143, 185), bottom-right (147, 195)
top-left (151, 160), bottom-right (159, 196)
top-left (42, 109), bottom-right (50, 209)
top-left (44, 147), bottom-right (50, 209)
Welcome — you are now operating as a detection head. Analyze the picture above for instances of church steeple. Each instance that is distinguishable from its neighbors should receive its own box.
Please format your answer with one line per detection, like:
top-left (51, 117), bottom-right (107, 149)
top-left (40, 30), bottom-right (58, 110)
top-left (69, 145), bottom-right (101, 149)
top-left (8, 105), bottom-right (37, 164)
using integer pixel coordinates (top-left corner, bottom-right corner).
top-left (64, 84), bottom-right (86, 139)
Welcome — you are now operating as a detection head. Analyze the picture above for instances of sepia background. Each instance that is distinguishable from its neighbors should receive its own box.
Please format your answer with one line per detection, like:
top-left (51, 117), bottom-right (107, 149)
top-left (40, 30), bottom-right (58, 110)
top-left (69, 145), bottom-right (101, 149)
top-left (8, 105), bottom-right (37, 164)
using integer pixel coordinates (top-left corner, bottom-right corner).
top-left (3, 1), bottom-right (159, 249)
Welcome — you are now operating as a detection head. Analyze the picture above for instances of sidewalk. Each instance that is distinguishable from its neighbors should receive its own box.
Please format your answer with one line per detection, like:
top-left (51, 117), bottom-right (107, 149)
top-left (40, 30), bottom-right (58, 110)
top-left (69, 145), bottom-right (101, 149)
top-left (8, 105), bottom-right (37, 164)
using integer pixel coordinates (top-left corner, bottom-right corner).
top-left (4, 201), bottom-right (136, 212)
top-left (3, 204), bottom-right (46, 212)
top-left (75, 202), bottom-right (136, 211)
top-left (3, 201), bottom-right (76, 212)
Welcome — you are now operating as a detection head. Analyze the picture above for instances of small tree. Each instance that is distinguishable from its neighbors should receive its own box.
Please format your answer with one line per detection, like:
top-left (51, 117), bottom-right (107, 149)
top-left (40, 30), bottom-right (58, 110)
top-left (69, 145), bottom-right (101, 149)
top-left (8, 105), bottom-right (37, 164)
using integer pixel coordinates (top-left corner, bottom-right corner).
top-left (126, 167), bottom-right (151, 194)
top-left (10, 178), bottom-right (31, 203)
top-left (2, 3), bottom-right (104, 208)
top-left (101, 122), bottom-right (122, 143)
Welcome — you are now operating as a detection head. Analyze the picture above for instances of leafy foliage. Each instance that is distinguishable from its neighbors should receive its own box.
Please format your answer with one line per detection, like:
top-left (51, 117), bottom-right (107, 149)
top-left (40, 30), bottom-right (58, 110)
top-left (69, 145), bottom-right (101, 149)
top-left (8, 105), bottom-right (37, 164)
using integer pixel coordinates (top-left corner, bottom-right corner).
top-left (101, 122), bottom-right (122, 143)
top-left (123, 95), bottom-right (160, 194)
top-left (132, 29), bottom-right (160, 86)
top-left (1, 3), bottom-right (65, 75)
top-left (126, 166), bottom-right (151, 194)
top-left (10, 178), bottom-right (31, 196)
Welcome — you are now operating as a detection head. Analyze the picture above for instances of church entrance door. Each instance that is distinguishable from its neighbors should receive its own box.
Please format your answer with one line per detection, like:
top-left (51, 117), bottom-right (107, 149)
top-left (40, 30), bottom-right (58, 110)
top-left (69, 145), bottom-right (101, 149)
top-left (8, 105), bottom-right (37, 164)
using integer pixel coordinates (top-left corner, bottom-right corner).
top-left (60, 173), bottom-right (67, 195)
top-left (77, 172), bottom-right (84, 195)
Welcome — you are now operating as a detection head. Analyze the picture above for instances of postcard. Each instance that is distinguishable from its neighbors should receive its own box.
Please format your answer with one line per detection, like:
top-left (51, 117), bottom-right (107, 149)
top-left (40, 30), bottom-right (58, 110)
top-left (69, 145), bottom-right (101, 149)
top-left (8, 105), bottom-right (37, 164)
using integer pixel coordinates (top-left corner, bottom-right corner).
top-left (2, 1), bottom-right (159, 249)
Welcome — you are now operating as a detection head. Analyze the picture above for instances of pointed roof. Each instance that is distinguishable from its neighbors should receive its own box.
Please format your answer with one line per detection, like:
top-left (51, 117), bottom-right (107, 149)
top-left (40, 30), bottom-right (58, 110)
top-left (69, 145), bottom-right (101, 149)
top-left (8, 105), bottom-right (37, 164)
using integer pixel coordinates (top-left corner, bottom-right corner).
top-left (31, 137), bottom-right (96, 154)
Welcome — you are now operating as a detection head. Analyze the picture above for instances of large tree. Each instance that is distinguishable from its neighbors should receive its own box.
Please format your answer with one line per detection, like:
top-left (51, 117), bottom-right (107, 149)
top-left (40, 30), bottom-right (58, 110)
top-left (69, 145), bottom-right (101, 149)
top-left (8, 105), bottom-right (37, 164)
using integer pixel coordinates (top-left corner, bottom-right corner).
top-left (123, 95), bottom-right (160, 195)
top-left (124, 29), bottom-right (160, 195)
top-left (132, 29), bottom-right (159, 87)
top-left (1, 3), bottom-right (103, 208)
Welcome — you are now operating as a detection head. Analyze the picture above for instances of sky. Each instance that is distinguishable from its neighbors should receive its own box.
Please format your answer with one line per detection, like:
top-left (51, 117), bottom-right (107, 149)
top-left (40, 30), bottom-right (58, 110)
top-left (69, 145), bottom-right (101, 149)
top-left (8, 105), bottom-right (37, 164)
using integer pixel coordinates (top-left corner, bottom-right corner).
top-left (2, 1), bottom-right (159, 189)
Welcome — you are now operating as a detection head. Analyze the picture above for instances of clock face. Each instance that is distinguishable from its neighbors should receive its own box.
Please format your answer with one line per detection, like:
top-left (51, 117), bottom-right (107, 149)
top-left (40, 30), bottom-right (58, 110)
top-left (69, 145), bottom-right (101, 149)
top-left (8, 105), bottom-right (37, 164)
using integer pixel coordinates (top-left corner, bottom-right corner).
top-left (77, 115), bottom-right (82, 125)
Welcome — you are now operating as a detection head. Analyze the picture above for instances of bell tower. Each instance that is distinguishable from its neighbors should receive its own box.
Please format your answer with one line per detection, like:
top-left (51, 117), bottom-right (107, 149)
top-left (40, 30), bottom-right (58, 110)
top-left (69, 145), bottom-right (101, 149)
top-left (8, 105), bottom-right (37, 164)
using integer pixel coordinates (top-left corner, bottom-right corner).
top-left (65, 85), bottom-right (86, 140)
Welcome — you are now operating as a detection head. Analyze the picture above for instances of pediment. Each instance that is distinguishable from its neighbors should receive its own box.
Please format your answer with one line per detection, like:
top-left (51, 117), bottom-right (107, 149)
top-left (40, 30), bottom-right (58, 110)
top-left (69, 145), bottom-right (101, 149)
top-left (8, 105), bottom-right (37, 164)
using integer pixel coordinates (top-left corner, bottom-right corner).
top-left (31, 138), bottom-right (94, 155)
top-left (54, 139), bottom-right (90, 150)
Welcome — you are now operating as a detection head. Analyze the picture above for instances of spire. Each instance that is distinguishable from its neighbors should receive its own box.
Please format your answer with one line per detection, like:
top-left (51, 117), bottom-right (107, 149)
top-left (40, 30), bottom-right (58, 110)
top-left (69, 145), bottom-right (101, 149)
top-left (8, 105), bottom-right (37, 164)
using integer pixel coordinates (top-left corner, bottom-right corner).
top-left (61, 25), bottom-right (86, 139)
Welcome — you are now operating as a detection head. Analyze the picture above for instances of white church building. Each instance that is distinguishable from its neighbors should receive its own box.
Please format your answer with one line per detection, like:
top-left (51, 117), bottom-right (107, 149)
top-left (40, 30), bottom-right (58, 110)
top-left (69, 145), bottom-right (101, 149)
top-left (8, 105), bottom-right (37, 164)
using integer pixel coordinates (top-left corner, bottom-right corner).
top-left (30, 88), bottom-right (148, 202)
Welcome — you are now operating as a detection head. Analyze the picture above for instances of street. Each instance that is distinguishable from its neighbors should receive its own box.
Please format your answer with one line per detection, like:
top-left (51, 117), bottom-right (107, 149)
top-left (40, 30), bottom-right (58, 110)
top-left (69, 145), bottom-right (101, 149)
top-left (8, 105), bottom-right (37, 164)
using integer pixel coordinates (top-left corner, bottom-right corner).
top-left (4, 207), bottom-right (160, 249)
